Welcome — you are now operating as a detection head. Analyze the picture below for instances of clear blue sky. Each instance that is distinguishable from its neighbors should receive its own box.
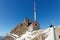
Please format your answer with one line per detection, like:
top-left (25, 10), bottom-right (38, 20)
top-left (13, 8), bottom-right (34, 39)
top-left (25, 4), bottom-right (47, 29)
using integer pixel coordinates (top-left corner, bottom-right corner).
top-left (0, 0), bottom-right (60, 36)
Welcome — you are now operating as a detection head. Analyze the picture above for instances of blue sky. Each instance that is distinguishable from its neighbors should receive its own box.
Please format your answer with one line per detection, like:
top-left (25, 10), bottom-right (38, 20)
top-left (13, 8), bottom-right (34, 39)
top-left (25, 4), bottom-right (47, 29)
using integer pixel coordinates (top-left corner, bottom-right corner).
top-left (0, 0), bottom-right (60, 36)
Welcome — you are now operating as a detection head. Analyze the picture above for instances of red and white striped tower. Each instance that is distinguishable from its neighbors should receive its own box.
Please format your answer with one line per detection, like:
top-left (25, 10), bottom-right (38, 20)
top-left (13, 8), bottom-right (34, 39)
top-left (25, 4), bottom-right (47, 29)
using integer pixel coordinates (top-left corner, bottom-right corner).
top-left (33, 0), bottom-right (40, 29)
top-left (34, 0), bottom-right (36, 21)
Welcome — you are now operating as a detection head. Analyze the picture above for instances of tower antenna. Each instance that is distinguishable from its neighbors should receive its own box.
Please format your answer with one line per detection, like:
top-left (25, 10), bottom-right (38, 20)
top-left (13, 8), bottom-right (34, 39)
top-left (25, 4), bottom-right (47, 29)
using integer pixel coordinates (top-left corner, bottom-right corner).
top-left (34, 0), bottom-right (37, 21)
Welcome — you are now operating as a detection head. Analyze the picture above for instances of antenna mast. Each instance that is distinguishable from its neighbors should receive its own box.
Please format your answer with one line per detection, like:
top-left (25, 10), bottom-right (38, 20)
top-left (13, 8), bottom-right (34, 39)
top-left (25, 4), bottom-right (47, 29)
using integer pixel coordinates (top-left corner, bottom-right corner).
top-left (34, 0), bottom-right (37, 21)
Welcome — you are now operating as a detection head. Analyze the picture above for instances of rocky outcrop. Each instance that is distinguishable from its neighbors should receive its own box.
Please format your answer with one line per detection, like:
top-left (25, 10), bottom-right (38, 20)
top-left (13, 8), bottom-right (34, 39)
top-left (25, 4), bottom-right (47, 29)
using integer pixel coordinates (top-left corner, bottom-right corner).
top-left (3, 36), bottom-right (15, 40)
top-left (4, 18), bottom-right (32, 40)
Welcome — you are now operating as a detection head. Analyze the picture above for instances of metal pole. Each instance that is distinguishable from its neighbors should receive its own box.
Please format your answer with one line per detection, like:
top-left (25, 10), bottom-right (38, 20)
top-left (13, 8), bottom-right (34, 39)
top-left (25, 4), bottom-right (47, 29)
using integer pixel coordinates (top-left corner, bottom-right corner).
top-left (53, 26), bottom-right (56, 40)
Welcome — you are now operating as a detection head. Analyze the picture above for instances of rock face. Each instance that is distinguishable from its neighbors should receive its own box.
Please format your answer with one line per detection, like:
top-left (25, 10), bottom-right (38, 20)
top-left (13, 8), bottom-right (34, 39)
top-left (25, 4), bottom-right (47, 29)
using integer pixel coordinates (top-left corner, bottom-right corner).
top-left (3, 18), bottom-right (32, 40)
top-left (10, 23), bottom-right (28, 36)
top-left (4, 36), bottom-right (15, 40)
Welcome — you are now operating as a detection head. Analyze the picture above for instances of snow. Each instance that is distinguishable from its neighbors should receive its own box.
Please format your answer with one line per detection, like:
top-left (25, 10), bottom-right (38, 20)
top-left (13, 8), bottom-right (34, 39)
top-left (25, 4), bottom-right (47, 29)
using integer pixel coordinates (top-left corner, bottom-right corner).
top-left (45, 27), bottom-right (55, 40)
top-left (11, 34), bottom-right (19, 38)
top-left (7, 27), bottom-right (56, 40)
top-left (16, 30), bottom-right (40, 40)
top-left (16, 31), bottom-right (31, 40)
top-left (16, 27), bottom-right (55, 40)
top-left (6, 33), bottom-right (19, 40)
